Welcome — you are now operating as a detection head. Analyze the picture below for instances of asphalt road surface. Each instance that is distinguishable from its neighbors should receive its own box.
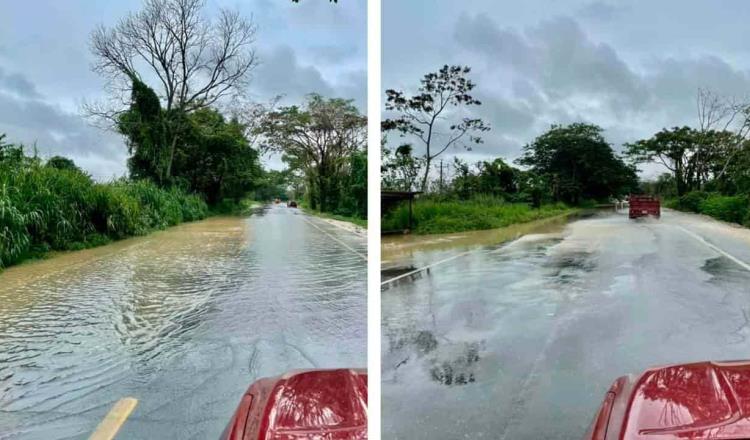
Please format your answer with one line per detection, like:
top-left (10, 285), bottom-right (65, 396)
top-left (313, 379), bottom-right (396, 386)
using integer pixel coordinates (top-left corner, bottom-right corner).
top-left (381, 209), bottom-right (750, 439)
top-left (0, 205), bottom-right (366, 439)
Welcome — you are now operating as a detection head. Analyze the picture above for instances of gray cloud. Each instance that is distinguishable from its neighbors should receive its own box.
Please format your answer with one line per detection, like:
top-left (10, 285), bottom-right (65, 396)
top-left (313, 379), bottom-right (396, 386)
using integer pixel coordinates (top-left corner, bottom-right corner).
top-left (311, 44), bottom-right (360, 64)
top-left (385, 4), bottom-right (750, 179)
top-left (455, 15), bottom-right (649, 115)
top-left (253, 45), bottom-right (335, 102)
top-left (251, 44), bottom-right (365, 111)
top-left (0, 86), bottom-right (127, 179)
top-left (0, 67), bottom-right (40, 99)
top-left (577, 1), bottom-right (626, 21)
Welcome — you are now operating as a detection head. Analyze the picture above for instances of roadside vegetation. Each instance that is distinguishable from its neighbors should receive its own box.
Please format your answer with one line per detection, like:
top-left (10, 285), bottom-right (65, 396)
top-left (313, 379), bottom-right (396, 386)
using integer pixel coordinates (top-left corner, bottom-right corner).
top-left (0, 140), bottom-right (208, 268)
top-left (382, 65), bottom-right (636, 235)
top-left (0, 0), bottom-right (366, 268)
top-left (258, 95), bottom-right (368, 223)
top-left (382, 196), bottom-right (570, 234)
top-left (632, 89), bottom-right (750, 227)
top-left (304, 208), bottom-right (368, 229)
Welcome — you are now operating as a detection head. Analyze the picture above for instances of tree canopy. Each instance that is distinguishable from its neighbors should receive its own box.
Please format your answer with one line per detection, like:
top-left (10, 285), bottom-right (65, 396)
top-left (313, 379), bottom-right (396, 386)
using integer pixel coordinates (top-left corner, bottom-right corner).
top-left (518, 123), bottom-right (637, 204)
top-left (46, 156), bottom-right (83, 174)
top-left (257, 94), bottom-right (367, 215)
top-left (626, 126), bottom-right (740, 196)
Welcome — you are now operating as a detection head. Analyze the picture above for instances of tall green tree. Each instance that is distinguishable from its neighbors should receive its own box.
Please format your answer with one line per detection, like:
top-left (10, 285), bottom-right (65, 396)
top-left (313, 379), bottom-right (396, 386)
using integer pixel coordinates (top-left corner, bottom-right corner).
top-left (174, 108), bottom-right (261, 204)
top-left (257, 94), bottom-right (367, 212)
top-left (118, 80), bottom-right (261, 204)
top-left (476, 158), bottom-right (518, 196)
top-left (338, 149), bottom-right (367, 218)
top-left (450, 157), bottom-right (477, 200)
top-left (625, 127), bottom-right (698, 197)
top-left (117, 78), bottom-right (170, 183)
top-left (381, 143), bottom-right (423, 191)
top-left (383, 65), bottom-right (489, 192)
top-left (518, 123), bottom-right (637, 204)
top-left (625, 127), bottom-right (738, 196)
top-left (45, 156), bottom-right (83, 173)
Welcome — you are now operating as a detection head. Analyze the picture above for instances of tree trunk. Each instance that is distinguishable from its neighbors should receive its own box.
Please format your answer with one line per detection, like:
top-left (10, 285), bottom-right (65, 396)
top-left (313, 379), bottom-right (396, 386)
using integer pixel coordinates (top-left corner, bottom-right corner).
top-left (420, 156), bottom-right (431, 193)
top-left (318, 175), bottom-right (329, 212)
top-left (165, 134), bottom-right (178, 183)
top-left (675, 163), bottom-right (686, 197)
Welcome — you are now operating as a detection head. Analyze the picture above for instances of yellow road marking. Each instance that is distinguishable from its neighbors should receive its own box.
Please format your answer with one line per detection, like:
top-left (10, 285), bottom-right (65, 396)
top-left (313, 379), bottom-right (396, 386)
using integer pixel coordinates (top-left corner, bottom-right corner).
top-left (89, 397), bottom-right (138, 440)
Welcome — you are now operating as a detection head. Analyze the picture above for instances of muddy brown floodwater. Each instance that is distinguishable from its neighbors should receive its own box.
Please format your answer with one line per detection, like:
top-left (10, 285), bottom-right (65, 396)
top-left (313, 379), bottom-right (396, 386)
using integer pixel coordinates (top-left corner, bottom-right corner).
top-left (0, 205), bottom-right (366, 439)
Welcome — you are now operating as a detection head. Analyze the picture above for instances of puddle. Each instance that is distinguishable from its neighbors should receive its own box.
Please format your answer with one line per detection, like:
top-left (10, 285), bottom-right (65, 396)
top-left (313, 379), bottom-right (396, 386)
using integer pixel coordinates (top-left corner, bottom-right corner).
top-left (429, 341), bottom-right (483, 386)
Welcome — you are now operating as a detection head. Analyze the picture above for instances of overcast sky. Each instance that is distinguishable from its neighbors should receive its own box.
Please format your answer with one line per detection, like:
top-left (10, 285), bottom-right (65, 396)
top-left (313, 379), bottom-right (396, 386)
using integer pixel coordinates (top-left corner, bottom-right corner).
top-left (0, 0), bottom-right (365, 178)
top-left (383, 0), bottom-right (750, 179)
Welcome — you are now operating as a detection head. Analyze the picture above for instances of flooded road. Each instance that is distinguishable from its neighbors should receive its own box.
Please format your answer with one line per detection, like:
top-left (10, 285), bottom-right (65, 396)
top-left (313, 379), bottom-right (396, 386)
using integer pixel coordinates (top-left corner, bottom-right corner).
top-left (0, 205), bottom-right (366, 439)
top-left (382, 209), bottom-right (750, 439)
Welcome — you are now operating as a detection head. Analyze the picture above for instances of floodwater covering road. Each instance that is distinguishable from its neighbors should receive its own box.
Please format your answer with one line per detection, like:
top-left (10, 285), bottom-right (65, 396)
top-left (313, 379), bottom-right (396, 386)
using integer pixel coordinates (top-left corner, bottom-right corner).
top-left (0, 205), bottom-right (366, 439)
top-left (382, 209), bottom-right (750, 439)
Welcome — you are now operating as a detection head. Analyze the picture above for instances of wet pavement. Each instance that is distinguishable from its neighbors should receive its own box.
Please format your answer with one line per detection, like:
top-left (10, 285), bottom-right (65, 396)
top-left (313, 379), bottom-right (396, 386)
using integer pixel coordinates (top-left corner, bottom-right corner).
top-left (0, 205), bottom-right (366, 439)
top-left (381, 209), bottom-right (750, 439)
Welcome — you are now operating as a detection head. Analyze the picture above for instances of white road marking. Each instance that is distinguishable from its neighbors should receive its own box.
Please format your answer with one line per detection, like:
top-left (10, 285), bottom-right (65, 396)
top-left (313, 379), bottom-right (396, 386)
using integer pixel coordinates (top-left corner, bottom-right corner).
top-left (380, 249), bottom-right (475, 286)
top-left (302, 216), bottom-right (368, 261)
top-left (676, 225), bottom-right (750, 272)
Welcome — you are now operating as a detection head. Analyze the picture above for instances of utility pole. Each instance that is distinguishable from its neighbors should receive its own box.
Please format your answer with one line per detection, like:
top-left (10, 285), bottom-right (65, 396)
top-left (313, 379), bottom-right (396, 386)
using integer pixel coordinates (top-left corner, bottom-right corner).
top-left (438, 160), bottom-right (444, 193)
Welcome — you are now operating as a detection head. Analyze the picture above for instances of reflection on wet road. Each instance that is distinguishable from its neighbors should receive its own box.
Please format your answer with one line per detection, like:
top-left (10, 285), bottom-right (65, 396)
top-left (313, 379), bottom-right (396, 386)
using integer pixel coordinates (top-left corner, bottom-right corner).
top-left (382, 209), bottom-right (750, 439)
top-left (0, 205), bottom-right (366, 439)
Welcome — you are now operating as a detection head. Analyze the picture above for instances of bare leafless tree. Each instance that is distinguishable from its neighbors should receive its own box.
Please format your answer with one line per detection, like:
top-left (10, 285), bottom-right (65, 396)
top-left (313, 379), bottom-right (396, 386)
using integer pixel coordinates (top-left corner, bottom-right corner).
top-left (226, 95), bottom-right (282, 150)
top-left (695, 88), bottom-right (750, 183)
top-left (87, 0), bottom-right (258, 178)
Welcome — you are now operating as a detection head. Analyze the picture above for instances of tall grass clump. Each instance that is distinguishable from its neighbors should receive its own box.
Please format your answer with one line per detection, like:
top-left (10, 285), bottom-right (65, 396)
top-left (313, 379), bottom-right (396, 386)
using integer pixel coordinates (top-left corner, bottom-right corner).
top-left (0, 143), bottom-right (208, 269)
top-left (382, 194), bottom-right (572, 234)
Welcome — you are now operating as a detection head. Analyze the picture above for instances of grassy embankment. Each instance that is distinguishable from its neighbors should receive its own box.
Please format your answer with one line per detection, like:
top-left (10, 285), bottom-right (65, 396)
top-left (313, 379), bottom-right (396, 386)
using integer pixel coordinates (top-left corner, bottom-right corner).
top-left (297, 200), bottom-right (367, 228)
top-left (304, 209), bottom-right (367, 228)
top-left (0, 163), bottom-right (209, 270)
top-left (665, 191), bottom-right (750, 226)
top-left (381, 195), bottom-right (574, 235)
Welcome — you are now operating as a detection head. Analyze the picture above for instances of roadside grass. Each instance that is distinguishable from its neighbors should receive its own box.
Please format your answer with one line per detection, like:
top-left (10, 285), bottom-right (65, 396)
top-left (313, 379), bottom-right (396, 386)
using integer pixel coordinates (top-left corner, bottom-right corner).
top-left (382, 195), bottom-right (573, 235)
top-left (0, 160), bottom-right (209, 270)
top-left (302, 207), bottom-right (368, 228)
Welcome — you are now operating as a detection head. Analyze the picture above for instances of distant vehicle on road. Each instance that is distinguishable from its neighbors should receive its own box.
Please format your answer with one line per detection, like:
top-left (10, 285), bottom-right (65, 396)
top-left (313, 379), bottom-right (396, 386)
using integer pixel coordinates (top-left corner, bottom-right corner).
top-left (584, 360), bottom-right (750, 440)
top-left (628, 194), bottom-right (660, 219)
top-left (274, 198), bottom-right (281, 204)
top-left (287, 200), bottom-right (298, 208)
top-left (221, 369), bottom-right (367, 440)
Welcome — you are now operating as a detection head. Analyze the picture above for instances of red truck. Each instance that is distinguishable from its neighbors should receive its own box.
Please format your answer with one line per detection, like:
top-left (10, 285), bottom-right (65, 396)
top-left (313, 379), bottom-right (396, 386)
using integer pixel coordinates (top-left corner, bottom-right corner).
top-left (628, 195), bottom-right (660, 219)
top-left (584, 360), bottom-right (750, 440)
top-left (221, 368), bottom-right (367, 440)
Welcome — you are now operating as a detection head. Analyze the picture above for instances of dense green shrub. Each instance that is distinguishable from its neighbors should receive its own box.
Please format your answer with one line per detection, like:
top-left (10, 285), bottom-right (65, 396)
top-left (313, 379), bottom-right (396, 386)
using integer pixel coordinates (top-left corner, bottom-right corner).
top-left (0, 150), bottom-right (208, 269)
top-left (699, 194), bottom-right (748, 225)
top-left (677, 191), bottom-right (710, 213)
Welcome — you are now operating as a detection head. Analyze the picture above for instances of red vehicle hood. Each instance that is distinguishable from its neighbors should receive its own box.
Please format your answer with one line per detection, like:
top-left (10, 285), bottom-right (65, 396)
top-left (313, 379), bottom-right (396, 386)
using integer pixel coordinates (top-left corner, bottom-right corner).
top-left (223, 368), bottom-right (367, 440)
top-left (620, 361), bottom-right (750, 439)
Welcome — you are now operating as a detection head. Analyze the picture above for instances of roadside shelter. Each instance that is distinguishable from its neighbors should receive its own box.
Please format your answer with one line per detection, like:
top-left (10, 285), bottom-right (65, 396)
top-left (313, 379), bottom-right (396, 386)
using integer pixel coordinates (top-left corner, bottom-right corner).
top-left (381, 190), bottom-right (421, 234)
